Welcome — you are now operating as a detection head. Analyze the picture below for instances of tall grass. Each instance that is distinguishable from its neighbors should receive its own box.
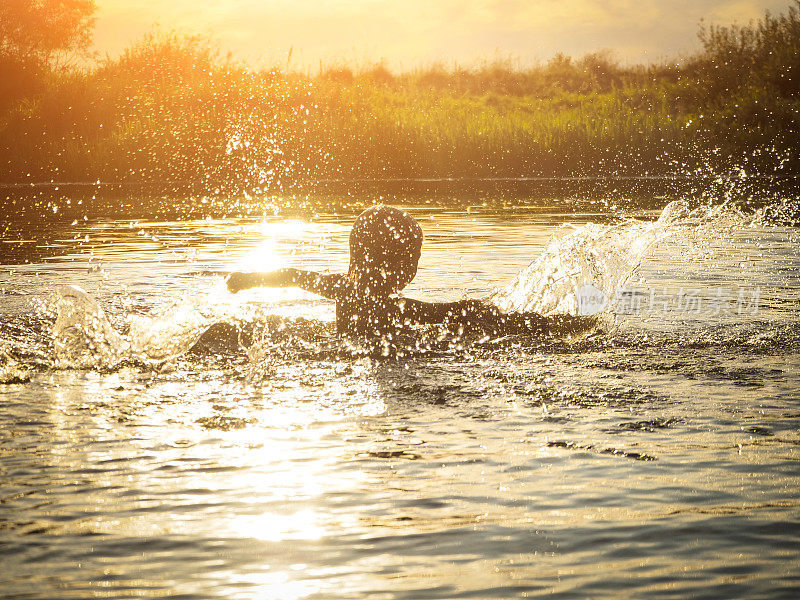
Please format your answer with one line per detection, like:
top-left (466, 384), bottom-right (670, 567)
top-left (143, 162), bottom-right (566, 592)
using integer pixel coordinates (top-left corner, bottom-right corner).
top-left (0, 2), bottom-right (798, 192)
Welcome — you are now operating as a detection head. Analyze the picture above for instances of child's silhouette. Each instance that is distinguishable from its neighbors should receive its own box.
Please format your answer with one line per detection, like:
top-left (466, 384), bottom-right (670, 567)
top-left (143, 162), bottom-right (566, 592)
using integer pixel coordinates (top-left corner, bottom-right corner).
top-left (227, 205), bottom-right (594, 338)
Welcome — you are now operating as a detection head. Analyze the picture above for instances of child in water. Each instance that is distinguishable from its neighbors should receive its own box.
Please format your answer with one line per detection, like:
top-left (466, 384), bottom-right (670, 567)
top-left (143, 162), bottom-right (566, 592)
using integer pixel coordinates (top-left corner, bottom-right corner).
top-left (227, 205), bottom-right (594, 338)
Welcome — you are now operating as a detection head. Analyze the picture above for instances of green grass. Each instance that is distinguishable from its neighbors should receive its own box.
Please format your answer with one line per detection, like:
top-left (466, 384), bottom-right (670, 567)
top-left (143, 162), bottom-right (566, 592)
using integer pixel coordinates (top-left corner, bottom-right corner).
top-left (1, 4), bottom-right (799, 191)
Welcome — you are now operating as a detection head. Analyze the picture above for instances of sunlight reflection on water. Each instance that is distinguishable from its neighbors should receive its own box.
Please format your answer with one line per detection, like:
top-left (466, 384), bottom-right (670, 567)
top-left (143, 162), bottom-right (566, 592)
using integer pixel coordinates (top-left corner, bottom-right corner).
top-left (0, 202), bottom-right (799, 598)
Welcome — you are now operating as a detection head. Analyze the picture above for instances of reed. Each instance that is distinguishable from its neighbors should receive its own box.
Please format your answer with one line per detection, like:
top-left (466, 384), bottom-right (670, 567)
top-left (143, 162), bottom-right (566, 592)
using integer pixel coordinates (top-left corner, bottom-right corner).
top-left (1, 3), bottom-right (798, 191)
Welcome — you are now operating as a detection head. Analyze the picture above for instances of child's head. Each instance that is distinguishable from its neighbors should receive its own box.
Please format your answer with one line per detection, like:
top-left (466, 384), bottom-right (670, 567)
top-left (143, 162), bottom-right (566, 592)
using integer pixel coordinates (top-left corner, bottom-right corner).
top-left (348, 205), bottom-right (423, 296)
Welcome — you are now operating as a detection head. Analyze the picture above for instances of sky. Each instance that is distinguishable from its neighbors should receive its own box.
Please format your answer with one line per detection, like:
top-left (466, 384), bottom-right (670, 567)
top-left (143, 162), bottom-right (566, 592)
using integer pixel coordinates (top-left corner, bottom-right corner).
top-left (91, 0), bottom-right (793, 69)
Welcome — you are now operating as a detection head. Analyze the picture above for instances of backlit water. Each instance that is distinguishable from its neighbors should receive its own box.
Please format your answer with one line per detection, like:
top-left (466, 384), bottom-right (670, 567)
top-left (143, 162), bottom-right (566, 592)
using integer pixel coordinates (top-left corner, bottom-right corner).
top-left (1, 194), bottom-right (799, 598)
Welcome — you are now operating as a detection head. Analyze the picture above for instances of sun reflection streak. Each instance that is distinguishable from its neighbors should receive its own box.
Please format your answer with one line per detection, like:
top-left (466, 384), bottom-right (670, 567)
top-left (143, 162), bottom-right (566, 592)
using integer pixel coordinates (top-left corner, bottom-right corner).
top-left (228, 509), bottom-right (327, 542)
top-left (42, 367), bottom-right (384, 542)
top-left (38, 371), bottom-right (380, 600)
top-left (29, 216), bottom-right (397, 598)
top-left (223, 571), bottom-right (321, 600)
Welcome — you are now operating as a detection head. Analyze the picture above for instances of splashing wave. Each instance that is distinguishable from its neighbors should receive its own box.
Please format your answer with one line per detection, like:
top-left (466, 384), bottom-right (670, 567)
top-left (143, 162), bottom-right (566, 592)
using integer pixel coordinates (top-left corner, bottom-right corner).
top-left (52, 285), bottom-right (217, 369)
top-left (44, 198), bottom-right (798, 369)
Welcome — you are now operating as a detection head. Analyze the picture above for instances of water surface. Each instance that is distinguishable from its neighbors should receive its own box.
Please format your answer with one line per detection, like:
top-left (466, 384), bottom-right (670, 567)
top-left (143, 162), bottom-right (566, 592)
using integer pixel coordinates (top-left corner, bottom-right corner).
top-left (1, 197), bottom-right (799, 598)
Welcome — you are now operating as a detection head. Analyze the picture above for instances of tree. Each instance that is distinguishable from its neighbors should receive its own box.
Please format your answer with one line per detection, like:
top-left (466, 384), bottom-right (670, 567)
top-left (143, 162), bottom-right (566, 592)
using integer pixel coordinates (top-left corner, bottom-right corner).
top-left (0, 0), bottom-right (96, 109)
top-left (0, 0), bottom-right (96, 62)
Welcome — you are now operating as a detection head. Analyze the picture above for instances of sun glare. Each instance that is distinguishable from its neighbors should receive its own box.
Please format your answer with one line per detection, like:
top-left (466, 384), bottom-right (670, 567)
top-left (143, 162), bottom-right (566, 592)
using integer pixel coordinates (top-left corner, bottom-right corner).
top-left (236, 237), bottom-right (283, 273)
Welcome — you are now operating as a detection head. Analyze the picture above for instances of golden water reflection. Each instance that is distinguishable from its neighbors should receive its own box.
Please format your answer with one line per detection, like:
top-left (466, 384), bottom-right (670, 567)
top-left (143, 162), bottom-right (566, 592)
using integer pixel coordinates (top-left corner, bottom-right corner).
top-left (42, 365), bottom-right (391, 597)
top-left (4, 208), bottom-right (799, 598)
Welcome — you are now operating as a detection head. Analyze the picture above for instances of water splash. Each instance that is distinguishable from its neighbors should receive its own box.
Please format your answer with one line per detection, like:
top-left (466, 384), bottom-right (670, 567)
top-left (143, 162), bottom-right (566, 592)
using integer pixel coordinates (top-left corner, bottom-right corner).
top-left (490, 200), bottom-right (691, 315)
top-left (46, 197), bottom-right (797, 369)
top-left (0, 343), bottom-right (31, 384)
top-left (52, 286), bottom-right (130, 368)
top-left (52, 285), bottom-right (218, 369)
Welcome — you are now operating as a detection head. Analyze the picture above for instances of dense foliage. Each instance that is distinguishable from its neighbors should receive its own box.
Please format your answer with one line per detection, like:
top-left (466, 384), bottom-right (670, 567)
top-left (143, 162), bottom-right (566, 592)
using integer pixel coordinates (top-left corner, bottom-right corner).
top-left (0, 1), bottom-right (798, 191)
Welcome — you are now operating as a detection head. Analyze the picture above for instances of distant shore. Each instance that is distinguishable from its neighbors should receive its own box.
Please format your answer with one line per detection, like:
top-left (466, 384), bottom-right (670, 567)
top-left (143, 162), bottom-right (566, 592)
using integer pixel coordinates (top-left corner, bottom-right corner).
top-left (2, 174), bottom-right (795, 227)
top-left (1, 3), bottom-right (798, 193)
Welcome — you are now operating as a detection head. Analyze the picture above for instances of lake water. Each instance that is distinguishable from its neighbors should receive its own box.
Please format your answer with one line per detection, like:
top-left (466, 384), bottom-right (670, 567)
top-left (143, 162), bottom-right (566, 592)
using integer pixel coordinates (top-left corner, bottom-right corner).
top-left (1, 192), bottom-right (799, 599)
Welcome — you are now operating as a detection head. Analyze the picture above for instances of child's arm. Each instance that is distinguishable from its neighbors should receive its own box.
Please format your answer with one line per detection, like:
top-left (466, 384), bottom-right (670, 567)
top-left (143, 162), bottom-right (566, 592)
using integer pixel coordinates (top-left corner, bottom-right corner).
top-left (396, 298), bottom-right (495, 325)
top-left (397, 298), bottom-right (545, 331)
top-left (227, 269), bottom-right (345, 300)
top-left (396, 297), bottom-right (593, 335)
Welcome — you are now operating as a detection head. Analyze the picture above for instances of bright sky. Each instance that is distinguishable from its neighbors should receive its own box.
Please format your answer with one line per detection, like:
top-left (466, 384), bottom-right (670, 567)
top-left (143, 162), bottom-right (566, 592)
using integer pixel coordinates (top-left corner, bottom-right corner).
top-left (92, 0), bottom-right (792, 69)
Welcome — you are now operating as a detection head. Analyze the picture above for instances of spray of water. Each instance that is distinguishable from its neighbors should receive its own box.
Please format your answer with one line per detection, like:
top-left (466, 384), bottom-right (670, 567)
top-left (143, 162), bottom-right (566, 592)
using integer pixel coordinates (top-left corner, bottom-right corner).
top-left (51, 285), bottom-right (219, 369)
top-left (0, 343), bottom-right (31, 384)
top-left (489, 200), bottom-right (692, 315)
top-left (48, 197), bottom-right (797, 369)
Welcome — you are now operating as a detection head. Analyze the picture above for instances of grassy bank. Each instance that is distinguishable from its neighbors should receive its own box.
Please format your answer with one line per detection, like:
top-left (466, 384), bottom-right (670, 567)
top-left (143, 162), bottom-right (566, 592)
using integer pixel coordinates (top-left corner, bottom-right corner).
top-left (1, 2), bottom-right (798, 193)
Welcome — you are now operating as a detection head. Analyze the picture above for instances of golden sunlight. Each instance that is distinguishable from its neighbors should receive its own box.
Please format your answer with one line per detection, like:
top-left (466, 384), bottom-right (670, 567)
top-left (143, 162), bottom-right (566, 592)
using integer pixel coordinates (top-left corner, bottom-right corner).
top-left (3, 0), bottom-right (800, 596)
top-left (225, 220), bottom-right (347, 320)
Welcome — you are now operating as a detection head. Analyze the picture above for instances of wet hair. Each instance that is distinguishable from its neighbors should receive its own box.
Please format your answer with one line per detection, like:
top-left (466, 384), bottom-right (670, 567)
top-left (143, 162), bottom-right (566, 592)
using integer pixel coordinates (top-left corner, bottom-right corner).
top-left (348, 205), bottom-right (423, 293)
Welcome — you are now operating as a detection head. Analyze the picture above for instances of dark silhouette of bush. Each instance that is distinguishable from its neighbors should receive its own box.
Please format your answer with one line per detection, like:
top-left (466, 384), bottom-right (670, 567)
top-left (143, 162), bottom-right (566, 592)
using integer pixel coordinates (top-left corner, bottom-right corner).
top-left (699, 0), bottom-right (800, 98)
top-left (0, 0), bottom-right (96, 109)
top-left (0, 1), bottom-right (798, 187)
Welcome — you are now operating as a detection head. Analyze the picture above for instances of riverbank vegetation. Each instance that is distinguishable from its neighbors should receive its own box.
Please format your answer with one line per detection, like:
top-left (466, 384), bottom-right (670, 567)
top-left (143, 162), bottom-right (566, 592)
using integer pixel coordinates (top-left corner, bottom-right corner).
top-left (0, 1), bottom-right (798, 193)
